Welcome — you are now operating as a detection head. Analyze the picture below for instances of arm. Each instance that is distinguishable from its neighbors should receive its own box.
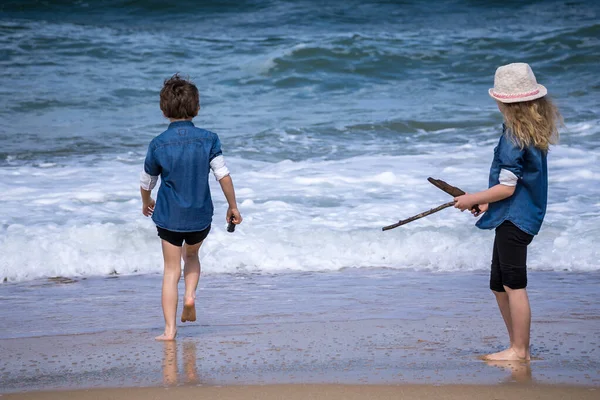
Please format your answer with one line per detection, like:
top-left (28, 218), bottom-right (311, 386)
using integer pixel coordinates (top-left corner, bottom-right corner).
top-left (218, 175), bottom-right (242, 224)
top-left (456, 135), bottom-right (523, 215)
top-left (454, 184), bottom-right (515, 212)
top-left (140, 187), bottom-right (155, 217)
top-left (209, 134), bottom-right (242, 225)
top-left (140, 143), bottom-right (159, 217)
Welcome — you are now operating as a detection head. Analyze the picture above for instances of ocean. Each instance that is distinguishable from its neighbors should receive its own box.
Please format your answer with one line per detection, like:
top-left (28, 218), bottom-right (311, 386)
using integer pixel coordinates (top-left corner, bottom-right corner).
top-left (1, 0), bottom-right (598, 283)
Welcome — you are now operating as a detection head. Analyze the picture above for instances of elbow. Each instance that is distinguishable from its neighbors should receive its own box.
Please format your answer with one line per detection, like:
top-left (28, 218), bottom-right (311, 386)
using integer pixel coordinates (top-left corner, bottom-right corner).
top-left (214, 169), bottom-right (230, 181)
top-left (498, 169), bottom-right (518, 199)
top-left (217, 173), bottom-right (232, 183)
top-left (499, 184), bottom-right (516, 199)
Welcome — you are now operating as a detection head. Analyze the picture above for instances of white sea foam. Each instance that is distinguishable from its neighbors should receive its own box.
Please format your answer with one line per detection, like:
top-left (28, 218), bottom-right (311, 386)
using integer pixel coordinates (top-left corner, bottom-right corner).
top-left (1, 141), bottom-right (599, 282)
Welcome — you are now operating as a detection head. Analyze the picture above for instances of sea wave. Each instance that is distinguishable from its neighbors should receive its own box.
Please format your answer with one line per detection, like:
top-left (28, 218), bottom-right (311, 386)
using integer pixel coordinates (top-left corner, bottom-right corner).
top-left (1, 145), bottom-right (599, 283)
top-left (2, 216), bottom-right (599, 283)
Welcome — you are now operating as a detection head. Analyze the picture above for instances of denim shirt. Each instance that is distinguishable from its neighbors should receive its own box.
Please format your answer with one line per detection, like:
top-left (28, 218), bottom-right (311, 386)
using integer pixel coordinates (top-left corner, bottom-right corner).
top-left (476, 125), bottom-right (548, 236)
top-left (144, 121), bottom-right (222, 232)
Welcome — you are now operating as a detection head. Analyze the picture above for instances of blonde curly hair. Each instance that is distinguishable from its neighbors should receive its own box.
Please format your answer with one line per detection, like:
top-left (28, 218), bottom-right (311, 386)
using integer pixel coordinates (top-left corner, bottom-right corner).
top-left (498, 97), bottom-right (562, 152)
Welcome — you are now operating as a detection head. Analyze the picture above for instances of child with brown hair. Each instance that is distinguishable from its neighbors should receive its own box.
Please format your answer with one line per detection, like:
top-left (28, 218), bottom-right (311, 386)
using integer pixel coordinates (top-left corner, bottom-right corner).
top-left (140, 74), bottom-right (242, 341)
top-left (454, 63), bottom-right (562, 361)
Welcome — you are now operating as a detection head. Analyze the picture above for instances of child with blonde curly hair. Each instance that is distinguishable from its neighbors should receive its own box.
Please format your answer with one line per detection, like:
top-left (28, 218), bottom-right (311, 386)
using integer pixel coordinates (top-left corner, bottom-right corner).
top-left (454, 63), bottom-right (562, 361)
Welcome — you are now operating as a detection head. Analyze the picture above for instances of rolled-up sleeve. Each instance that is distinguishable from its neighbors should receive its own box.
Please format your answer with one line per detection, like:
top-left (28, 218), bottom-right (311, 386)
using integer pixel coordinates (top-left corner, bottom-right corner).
top-left (209, 134), bottom-right (230, 181)
top-left (140, 143), bottom-right (160, 190)
top-left (499, 168), bottom-right (518, 186)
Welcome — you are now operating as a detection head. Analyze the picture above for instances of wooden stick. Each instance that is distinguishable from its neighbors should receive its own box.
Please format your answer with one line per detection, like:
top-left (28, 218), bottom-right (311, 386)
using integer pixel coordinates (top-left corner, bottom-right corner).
top-left (428, 177), bottom-right (481, 214)
top-left (382, 201), bottom-right (455, 231)
top-left (427, 177), bottom-right (466, 197)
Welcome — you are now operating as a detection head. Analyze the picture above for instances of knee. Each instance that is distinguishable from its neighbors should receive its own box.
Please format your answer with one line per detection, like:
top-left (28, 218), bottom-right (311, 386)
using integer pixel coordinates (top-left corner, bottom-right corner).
top-left (183, 252), bottom-right (199, 264)
top-left (164, 261), bottom-right (181, 274)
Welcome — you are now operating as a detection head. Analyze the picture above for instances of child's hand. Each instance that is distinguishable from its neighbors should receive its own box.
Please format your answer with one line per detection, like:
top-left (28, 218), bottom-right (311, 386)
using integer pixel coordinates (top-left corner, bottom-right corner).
top-left (453, 194), bottom-right (478, 212)
top-left (142, 199), bottom-right (155, 217)
top-left (471, 203), bottom-right (488, 217)
top-left (227, 207), bottom-right (242, 225)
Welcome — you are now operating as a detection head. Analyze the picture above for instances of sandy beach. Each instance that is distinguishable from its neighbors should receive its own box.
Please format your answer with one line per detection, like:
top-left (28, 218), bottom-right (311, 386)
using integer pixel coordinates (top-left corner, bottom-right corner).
top-left (1, 270), bottom-right (598, 395)
top-left (3, 384), bottom-right (599, 400)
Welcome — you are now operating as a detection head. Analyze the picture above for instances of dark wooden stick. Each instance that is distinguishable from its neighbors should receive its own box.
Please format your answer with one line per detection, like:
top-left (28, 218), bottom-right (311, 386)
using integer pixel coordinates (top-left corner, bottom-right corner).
top-left (427, 177), bottom-right (466, 197)
top-left (427, 177), bottom-right (481, 214)
top-left (382, 201), bottom-right (455, 231)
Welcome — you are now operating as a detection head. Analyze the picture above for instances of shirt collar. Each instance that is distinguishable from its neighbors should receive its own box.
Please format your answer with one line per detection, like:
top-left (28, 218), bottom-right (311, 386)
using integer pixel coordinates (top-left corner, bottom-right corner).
top-left (168, 120), bottom-right (194, 129)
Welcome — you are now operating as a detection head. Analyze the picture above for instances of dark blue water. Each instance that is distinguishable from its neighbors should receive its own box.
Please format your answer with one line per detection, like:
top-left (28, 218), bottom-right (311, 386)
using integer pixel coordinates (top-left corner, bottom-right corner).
top-left (1, 0), bottom-right (598, 161)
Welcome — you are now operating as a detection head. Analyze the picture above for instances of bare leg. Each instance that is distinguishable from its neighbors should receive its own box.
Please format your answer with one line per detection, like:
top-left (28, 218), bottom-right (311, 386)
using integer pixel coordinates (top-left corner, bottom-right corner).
top-left (156, 240), bottom-right (182, 341)
top-left (505, 287), bottom-right (531, 359)
top-left (493, 290), bottom-right (514, 346)
top-left (484, 287), bottom-right (531, 361)
top-left (181, 241), bottom-right (203, 322)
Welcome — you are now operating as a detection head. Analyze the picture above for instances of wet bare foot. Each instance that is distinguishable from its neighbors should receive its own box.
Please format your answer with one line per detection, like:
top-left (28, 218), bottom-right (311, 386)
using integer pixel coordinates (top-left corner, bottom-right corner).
top-left (482, 347), bottom-right (530, 361)
top-left (181, 296), bottom-right (196, 322)
top-left (155, 329), bottom-right (177, 341)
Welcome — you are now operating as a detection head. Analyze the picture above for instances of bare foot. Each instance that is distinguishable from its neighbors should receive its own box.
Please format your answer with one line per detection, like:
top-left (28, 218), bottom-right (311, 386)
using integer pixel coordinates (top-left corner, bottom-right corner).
top-left (482, 347), bottom-right (530, 361)
top-left (181, 296), bottom-right (196, 322)
top-left (155, 329), bottom-right (177, 341)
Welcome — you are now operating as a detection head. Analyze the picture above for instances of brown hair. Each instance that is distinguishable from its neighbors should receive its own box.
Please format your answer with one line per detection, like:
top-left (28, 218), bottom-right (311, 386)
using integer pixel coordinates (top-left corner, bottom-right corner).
top-left (499, 96), bottom-right (562, 152)
top-left (160, 74), bottom-right (199, 119)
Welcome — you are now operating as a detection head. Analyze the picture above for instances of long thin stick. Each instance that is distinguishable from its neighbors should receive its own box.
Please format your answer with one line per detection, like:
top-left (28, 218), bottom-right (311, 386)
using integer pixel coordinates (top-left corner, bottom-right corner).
top-left (382, 201), bottom-right (455, 231)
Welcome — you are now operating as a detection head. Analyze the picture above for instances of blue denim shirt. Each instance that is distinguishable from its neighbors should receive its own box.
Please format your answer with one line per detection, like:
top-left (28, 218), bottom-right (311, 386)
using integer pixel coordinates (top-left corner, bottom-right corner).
top-left (144, 121), bottom-right (222, 232)
top-left (476, 125), bottom-right (548, 235)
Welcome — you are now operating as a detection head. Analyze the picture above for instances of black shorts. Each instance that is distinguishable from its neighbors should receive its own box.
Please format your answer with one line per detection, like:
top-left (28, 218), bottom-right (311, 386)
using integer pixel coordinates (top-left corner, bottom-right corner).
top-left (490, 220), bottom-right (534, 292)
top-left (157, 225), bottom-right (211, 247)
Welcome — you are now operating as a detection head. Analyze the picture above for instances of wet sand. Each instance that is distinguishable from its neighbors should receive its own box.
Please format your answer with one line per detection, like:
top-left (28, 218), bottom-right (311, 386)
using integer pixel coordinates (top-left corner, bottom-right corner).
top-left (3, 384), bottom-right (599, 400)
top-left (1, 270), bottom-right (598, 393)
top-left (1, 317), bottom-right (598, 392)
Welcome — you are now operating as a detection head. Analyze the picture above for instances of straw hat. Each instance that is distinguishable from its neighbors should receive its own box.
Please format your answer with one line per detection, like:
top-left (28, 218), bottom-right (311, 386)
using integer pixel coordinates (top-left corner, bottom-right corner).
top-left (489, 63), bottom-right (547, 103)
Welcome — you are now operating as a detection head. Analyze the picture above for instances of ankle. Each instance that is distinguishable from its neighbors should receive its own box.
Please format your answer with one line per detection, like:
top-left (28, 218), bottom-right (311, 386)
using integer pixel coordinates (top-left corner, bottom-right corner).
top-left (511, 346), bottom-right (529, 359)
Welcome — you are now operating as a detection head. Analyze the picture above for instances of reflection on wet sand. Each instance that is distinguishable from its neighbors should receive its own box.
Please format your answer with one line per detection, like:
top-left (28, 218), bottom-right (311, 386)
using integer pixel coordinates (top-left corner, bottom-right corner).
top-left (484, 360), bottom-right (532, 383)
top-left (183, 342), bottom-right (199, 383)
top-left (162, 341), bottom-right (199, 386)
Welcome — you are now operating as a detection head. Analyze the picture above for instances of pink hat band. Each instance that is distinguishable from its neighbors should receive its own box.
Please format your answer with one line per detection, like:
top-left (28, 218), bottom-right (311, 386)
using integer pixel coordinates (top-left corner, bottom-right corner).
top-left (490, 89), bottom-right (541, 100)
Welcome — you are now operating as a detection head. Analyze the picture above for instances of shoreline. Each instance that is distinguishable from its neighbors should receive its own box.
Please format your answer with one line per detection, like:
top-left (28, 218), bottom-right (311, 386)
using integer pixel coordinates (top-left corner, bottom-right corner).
top-left (3, 384), bottom-right (599, 400)
top-left (1, 270), bottom-right (599, 393)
